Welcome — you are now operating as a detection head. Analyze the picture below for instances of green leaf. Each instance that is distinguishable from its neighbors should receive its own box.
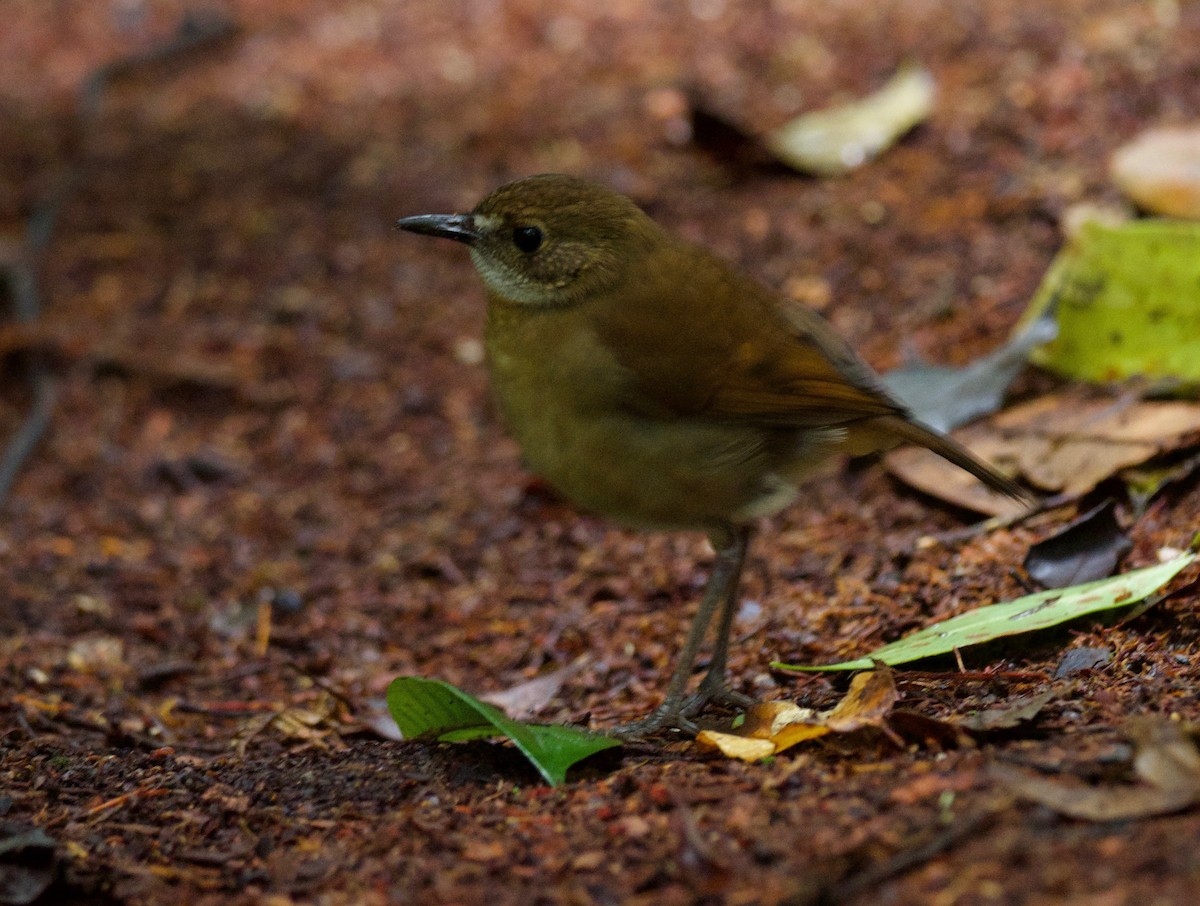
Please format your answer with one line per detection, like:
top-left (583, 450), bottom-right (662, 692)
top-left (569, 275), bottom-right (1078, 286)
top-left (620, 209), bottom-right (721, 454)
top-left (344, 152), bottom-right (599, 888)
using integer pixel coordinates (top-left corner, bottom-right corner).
top-left (1019, 219), bottom-right (1200, 383)
top-left (385, 676), bottom-right (620, 786)
top-left (776, 552), bottom-right (1195, 672)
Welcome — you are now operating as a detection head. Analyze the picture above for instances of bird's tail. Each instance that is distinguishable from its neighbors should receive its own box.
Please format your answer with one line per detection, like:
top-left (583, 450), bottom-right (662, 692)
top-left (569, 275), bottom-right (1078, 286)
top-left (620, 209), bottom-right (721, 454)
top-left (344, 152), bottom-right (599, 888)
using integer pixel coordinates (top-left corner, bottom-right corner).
top-left (872, 415), bottom-right (1032, 504)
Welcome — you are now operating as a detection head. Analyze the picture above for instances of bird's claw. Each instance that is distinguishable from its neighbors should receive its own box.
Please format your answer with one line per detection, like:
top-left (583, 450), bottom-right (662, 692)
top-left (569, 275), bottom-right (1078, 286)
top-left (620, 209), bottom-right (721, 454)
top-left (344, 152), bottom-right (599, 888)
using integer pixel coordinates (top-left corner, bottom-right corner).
top-left (681, 677), bottom-right (755, 718)
top-left (608, 676), bottom-right (755, 740)
top-left (608, 705), bottom-right (699, 740)
top-left (686, 681), bottom-right (748, 720)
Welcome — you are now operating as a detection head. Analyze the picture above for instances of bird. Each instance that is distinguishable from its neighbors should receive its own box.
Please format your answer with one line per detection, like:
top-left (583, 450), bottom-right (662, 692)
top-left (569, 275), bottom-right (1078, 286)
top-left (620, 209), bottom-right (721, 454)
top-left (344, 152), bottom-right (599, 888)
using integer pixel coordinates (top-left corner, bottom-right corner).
top-left (397, 173), bottom-right (1028, 737)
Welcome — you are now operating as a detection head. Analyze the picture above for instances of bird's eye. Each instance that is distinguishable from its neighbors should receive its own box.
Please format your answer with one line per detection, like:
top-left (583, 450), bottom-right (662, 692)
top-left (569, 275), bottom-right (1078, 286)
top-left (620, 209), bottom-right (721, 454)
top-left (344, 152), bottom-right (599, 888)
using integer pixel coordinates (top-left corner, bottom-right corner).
top-left (512, 225), bottom-right (543, 253)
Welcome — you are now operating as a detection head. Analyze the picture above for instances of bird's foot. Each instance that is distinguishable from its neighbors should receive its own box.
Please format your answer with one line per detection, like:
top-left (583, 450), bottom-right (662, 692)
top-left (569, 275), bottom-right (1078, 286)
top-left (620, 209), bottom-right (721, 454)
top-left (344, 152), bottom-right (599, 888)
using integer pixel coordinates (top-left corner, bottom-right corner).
top-left (608, 704), bottom-right (699, 740)
top-left (608, 677), bottom-right (756, 740)
top-left (681, 675), bottom-right (755, 719)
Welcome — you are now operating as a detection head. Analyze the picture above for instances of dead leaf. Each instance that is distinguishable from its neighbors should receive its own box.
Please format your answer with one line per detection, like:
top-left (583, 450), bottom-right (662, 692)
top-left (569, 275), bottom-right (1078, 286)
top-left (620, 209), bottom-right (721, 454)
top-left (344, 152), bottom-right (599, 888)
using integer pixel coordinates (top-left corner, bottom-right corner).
top-left (1126, 716), bottom-right (1200, 794)
top-left (764, 63), bottom-right (936, 176)
top-left (479, 656), bottom-right (589, 721)
top-left (993, 716), bottom-right (1200, 821)
top-left (688, 64), bottom-right (935, 178)
top-left (696, 731), bottom-right (779, 761)
top-left (697, 664), bottom-right (899, 761)
top-left (990, 763), bottom-right (1193, 821)
top-left (888, 390), bottom-right (1200, 515)
top-left (955, 688), bottom-right (1058, 733)
top-left (884, 312), bottom-right (1056, 433)
top-left (1053, 646), bottom-right (1111, 678)
top-left (824, 664), bottom-right (901, 732)
top-left (1024, 499), bottom-right (1131, 588)
top-left (233, 691), bottom-right (347, 755)
top-left (1111, 125), bottom-right (1200, 218)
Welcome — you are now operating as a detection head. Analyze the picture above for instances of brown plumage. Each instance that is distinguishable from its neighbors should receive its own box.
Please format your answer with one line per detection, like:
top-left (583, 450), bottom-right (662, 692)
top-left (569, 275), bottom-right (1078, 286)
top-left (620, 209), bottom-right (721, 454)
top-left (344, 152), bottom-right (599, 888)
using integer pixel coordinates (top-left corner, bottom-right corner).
top-left (399, 174), bottom-right (1028, 736)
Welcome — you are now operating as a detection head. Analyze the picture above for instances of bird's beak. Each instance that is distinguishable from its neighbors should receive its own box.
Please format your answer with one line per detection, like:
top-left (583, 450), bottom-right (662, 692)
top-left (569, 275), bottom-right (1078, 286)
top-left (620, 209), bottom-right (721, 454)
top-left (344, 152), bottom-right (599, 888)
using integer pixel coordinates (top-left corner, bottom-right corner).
top-left (395, 213), bottom-right (481, 246)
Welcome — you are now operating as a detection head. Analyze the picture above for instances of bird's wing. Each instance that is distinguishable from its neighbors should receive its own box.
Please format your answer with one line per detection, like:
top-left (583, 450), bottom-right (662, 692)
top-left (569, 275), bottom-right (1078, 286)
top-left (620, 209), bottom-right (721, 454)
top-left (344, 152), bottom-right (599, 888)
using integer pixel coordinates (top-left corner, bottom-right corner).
top-left (594, 243), bottom-right (906, 428)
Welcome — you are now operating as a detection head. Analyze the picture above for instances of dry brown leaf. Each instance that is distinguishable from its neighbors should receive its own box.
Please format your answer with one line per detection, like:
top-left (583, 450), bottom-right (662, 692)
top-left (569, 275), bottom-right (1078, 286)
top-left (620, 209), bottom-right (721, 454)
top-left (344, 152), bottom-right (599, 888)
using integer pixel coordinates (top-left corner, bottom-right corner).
top-left (233, 691), bottom-right (347, 755)
top-left (888, 392), bottom-right (1200, 515)
top-left (823, 664), bottom-right (901, 732)
top-left (479, 656), bottom-right (589, 721)
top-left (737, 700), bottom-right (821, 738)
top-left (993, 716), bottom-right (1200, 821)
top-left (696, 664), bottom-right (899, 761)
top-left (1126, 716), bottom-right (1200, 794)
top-left (990, 763), bottom-right (1195, 821)
top-left (956, 688), bottom-right (1058, 733)
top-left (763, 64), bottom-right (936, 176)
top-left (1111, 126), bottom-right (1200, 218)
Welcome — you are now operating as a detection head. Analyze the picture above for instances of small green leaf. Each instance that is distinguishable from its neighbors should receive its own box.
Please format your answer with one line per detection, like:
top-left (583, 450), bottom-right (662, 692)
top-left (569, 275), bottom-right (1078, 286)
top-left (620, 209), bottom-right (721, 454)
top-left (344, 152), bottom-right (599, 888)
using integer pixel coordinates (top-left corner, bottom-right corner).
top-left (776, 552), bottom-right (1195, 672)
top-left (385, 676), bottom-right (620, 785)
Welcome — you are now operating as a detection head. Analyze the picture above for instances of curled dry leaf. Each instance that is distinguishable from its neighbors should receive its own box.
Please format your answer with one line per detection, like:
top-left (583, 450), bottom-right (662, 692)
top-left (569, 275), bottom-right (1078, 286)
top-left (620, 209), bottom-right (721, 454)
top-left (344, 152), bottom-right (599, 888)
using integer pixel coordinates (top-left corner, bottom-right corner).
top-left (887, 390), bottom-right (1200, 515)
top-left (764, 63), bottom-right (936, 176)
top-left (697, 664), bottom-right (898, 761)
top-left (233, 691), bottom-right (347, 756)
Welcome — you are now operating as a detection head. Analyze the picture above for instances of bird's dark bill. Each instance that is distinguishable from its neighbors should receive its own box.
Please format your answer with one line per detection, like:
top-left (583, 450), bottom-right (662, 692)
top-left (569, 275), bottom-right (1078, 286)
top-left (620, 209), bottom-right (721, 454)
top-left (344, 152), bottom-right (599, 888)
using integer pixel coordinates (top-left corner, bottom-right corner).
top-left (395, 213), bottom-right (480, 245)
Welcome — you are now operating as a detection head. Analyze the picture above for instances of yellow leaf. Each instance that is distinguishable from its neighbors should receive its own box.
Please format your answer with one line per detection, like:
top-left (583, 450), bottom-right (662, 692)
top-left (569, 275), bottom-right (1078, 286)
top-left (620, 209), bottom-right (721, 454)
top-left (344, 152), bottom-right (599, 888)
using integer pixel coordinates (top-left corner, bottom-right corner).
top-left (696, 730), bottom-right (778, 761)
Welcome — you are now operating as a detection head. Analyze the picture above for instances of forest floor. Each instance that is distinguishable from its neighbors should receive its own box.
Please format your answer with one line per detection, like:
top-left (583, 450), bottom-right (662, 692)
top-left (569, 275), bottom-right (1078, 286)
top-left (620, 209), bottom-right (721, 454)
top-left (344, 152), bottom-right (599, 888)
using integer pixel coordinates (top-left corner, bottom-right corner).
top-left (2, 1), bottom-right (1200, 903)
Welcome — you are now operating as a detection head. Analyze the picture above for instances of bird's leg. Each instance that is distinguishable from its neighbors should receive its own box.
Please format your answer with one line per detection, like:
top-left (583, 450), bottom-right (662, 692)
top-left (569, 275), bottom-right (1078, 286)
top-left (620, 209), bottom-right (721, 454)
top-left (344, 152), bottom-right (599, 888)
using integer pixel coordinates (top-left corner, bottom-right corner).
top-left (682, 525), bottom-right (755, 717)
top-left (610, 526), bottom-right (751, 739)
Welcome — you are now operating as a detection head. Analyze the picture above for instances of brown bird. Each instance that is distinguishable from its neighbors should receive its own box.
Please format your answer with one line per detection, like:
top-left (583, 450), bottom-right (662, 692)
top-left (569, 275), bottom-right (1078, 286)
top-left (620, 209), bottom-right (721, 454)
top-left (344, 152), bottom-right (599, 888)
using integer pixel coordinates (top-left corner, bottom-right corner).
top-left (398, 174), bottom-right (1027, 736)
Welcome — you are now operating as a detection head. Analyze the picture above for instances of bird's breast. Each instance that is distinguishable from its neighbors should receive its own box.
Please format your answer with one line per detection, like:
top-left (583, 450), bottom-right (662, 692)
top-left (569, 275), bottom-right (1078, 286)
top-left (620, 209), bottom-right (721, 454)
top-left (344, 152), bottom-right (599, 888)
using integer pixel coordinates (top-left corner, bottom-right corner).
top-left (482, 301), bottom-right (836, 531)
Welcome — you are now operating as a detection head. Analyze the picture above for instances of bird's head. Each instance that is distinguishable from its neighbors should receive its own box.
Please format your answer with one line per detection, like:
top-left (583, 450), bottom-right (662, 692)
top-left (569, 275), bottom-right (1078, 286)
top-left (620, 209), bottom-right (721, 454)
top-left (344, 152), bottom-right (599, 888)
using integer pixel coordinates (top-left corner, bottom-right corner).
top-left (397, 174), bottom-right (659, 306)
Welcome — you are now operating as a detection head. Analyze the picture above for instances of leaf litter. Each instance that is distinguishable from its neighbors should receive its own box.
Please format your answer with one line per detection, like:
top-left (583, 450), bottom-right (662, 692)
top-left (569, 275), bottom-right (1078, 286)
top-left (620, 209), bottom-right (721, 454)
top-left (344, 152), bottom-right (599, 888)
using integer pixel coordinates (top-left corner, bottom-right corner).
top-left (1110, 125), bottom-right (1200, 218)
top-left (763, 63), bottom-right (936, 176)
top-left (887, 390), bottom-right (1200, 515)
top-left (994, 716), bottom-right (1200, 821)
top-left (687, 63), bottom-right (936, 177)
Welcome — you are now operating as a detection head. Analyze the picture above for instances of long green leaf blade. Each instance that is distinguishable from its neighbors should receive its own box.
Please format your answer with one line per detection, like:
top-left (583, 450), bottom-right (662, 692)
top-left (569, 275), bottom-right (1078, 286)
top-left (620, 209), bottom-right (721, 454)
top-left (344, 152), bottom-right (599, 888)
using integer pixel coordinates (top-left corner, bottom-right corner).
top-left (777, 552), bottom-right (1195, 672)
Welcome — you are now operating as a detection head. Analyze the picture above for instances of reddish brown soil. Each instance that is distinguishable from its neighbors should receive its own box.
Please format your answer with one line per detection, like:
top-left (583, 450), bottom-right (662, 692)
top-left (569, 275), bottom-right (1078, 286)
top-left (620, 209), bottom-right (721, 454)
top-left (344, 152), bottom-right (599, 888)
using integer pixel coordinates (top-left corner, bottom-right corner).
top-left (2, 2), bottom-right (1199, 904)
